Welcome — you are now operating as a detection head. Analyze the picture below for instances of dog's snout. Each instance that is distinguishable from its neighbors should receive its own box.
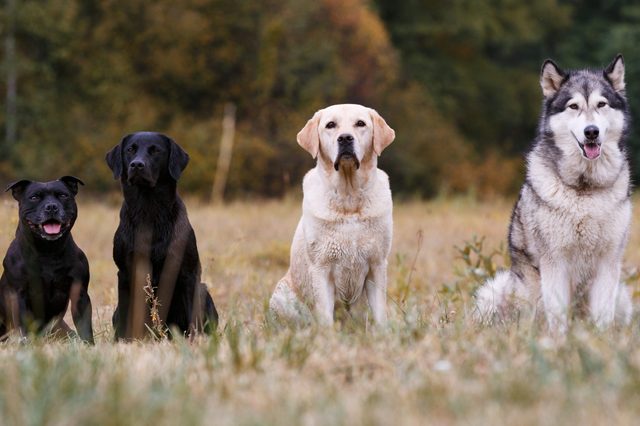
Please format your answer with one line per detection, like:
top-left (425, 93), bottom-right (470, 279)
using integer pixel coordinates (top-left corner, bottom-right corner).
top-left (337, 134), bottom-right (354, 146)
top-left (129, 160), bottom-right (145, 170)
top-left (584, 125), bottom-right (600, 140)
top-left (44, 203), bottom-right (59, 213)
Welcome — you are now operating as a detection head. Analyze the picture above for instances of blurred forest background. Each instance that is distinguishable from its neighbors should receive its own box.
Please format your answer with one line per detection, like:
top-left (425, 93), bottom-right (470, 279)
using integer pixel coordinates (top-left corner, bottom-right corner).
top-left (1, 0), bottom-right (640, 199)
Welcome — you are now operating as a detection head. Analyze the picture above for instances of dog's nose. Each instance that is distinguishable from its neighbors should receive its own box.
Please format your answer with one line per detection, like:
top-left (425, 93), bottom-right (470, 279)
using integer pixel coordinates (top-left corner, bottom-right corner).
top-left (584, 125), bottom-right (600, 140)
top-left (337, 134), bottom-right (354, 146)
top-left (44, 203), bottom-right (59, 213)
top-left (130, 160), bottom-right (145, 170)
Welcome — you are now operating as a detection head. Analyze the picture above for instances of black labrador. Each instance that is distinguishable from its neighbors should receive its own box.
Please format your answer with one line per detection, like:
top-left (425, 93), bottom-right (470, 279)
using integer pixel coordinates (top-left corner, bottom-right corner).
top-left (0, 177), bottom-right (93, 343)
top-left (106, 131), bottom-right (218, 340)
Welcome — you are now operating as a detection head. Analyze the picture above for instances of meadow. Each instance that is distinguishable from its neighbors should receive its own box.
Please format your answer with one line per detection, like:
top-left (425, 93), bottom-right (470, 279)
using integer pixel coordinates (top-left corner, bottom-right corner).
top-left (0, 197), bottom-right (640, 425)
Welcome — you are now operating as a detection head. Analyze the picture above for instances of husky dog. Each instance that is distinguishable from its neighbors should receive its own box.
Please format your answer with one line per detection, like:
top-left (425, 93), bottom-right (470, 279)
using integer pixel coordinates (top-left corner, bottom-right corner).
top-left (475, 55), bottom-right (633, 333)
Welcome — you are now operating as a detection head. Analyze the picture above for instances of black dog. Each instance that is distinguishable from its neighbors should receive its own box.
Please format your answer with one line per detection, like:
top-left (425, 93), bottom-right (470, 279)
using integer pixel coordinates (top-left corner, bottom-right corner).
top-left (106, 132), bottom-right (218, 340)
top-left (0, 177), bottom-right (93, 343)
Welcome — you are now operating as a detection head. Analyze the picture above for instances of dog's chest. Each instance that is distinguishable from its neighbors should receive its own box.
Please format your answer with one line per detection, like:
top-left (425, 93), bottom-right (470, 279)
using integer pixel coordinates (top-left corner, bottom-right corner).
top-left (532, 190), bottom-right (630, 254)
top-left (21, 258), bottom-right (73, 316)
top-left (307, 215), bottom-right (390, 302)
top-left (311, 217), bottom-right (384, 261)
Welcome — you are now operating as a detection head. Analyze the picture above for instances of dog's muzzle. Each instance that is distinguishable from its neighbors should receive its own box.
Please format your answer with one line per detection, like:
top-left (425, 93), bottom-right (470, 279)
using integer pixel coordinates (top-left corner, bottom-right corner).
top-left (334, 134), bottom-right (360, 171)
top-left (26, 215), bottom-right (72, 241)
top-left (579, 125), bottom-right (602, 160)
top-left (127, 161), bottom-right (154, 185)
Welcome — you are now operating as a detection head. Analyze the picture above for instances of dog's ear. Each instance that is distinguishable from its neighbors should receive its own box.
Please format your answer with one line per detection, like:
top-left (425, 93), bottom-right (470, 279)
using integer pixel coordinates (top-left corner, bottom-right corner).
top-left (105, 134), bottom-right (132, 179)
top-left (58, 176), bottom-right (85, 196)
top-left (297, 109), bottom-right (323, 158)
top-left (540, 59), bottom-right (566, 97)
top-left (5, 180), bottom-right (32, 201)
top-left (369, 108), bottom-right (395, 156)
top-left (605, 54), bottom-right (625, 93)
top-left (164, 135), bottom-right (189, 181)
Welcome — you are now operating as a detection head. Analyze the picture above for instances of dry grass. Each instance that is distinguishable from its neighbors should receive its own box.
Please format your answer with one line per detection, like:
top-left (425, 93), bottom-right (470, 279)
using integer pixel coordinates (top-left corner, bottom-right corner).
top-left (1, 196), bottom-right (640, 425)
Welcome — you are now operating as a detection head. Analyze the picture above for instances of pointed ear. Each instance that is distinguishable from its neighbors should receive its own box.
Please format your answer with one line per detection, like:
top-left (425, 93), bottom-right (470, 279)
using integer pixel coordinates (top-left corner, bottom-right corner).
top-left (58, 176), bottom-right (84, 195)
top-left (540, 59), bottom-right (566, 97)
top-left (5, 180), bottom-right (32, 201)
top-left (164, 135), bottom-right (189, 181)
top-left (605, 54), bottom-right (625, 92)
top-left (297, 110), bottom-right (323, 158)
top-left (105, 134), bottom-right (131, 179)
top-left (369, 109), bottom-right (395, 155)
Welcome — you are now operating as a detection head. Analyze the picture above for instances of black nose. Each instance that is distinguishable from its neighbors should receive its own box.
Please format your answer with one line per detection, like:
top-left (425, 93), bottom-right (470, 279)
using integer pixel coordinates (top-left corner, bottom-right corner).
top-left (337, 134), bottom-right (354, 146)
top-left (44, 203), bottom-right (59, 213)
top-left (584, 125), bottom-right (599, 140)
top-left (130, 160), bottom-right (145, 170)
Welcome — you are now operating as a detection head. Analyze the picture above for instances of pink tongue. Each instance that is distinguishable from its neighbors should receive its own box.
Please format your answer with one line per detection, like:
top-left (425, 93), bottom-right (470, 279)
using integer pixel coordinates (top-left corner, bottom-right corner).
top-left (584, 143), bottom-right (601, 159)
top-left (43, 223), bottom-right (61, 234)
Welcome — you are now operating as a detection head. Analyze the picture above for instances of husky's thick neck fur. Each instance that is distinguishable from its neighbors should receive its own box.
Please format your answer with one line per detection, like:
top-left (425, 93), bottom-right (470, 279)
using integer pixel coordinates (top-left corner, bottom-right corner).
top-left (531, 55), bottom-right (630, 194)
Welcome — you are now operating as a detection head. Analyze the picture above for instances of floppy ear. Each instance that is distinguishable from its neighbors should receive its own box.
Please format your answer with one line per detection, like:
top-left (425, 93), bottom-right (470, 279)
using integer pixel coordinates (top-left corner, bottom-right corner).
top-left (605, 54), bottom-right (625, 93)
top-left (164, 135), bottom-right (189, 181)
top-left (58, 176), bottom-right (85, 196)
top-left (540, 59), bottom-right (566, 97)
top-left (369, 109), bottom-right (395, 156)
top-left (5, 180), bottom-right (32, 201)
top-left (297, 110), bottom-right (322, 158)
top-left (105, 134), bottom-right (131, 179)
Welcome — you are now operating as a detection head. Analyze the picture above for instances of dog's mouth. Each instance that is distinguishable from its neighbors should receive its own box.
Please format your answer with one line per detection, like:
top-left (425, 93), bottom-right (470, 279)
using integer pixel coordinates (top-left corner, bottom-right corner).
top-left (27, 219), bottom-right (70, 240)
top-left (127, 173), bottom-right (155, 187)
top-left (579, 140), bottom-right (602, 160)
top-left (333, 152), bottom-right (360, 171)
top-left (573, 132), bottom-right (602, 160)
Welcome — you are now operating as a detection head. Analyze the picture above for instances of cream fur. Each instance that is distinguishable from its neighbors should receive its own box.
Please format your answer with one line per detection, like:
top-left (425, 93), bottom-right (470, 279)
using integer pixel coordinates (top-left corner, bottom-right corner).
top-left (269, 104), bottom-right (395, 327)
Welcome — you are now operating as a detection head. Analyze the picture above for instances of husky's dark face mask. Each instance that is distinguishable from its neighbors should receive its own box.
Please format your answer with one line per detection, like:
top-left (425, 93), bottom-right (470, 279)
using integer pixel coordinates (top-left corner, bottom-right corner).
top-left (540, 54), bottom-right (627, 161)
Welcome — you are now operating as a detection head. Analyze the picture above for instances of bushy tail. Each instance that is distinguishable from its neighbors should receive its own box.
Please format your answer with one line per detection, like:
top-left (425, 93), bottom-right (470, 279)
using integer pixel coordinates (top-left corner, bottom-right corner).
top-left (473, 270), bottom-right (516, 324)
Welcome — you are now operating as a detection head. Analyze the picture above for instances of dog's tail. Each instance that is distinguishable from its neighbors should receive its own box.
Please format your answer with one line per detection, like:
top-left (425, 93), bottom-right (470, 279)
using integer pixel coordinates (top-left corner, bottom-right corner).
top-left (473, 270), bottom-right (518, 324)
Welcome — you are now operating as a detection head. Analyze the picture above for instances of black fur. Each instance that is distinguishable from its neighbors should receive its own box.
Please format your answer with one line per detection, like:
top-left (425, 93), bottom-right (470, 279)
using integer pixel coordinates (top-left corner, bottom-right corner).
top-left (0, 177), bottom-right (93, 343)
top-left (106, 132), bottom-right (218, 340)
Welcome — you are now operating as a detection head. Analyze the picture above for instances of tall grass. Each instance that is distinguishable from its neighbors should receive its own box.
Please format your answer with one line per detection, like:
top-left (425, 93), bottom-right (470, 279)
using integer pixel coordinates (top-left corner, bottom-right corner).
top-left (0, 198), bottom-right (639, 425)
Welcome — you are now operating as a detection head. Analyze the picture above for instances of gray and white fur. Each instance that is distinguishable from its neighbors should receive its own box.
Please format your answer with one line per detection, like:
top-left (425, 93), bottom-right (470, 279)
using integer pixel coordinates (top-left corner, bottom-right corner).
top-left (475, 55), bottom-right (633, 333)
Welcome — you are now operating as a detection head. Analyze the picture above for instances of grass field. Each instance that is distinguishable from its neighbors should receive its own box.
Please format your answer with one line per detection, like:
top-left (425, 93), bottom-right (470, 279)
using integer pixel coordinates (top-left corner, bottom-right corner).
top-left (1, 196), bottom-right (640, 425)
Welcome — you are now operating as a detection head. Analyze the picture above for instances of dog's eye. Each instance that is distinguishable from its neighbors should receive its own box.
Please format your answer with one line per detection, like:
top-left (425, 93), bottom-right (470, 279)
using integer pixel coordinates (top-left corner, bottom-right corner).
top-left (568, 103), bottom-right (579, 110)
top-left (355, 120), bottom-right (366, 127)
top-left (325, 121), bottom-right (336, 129)
top-left (58, 193), bottom-right (68, 199)
top-left (127, 144), bottom-right (137, 153)
top-left (29, 194), bottom-right (40, 201)
top-left (597, 101), bottom-right (608, 108)
top-left (148, 146), bottom-right (157, 155)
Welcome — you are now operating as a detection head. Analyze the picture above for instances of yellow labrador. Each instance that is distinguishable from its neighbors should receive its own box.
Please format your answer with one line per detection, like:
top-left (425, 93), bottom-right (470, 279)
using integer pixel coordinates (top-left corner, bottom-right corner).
top-left (269, 104), bottom-right (395, 326)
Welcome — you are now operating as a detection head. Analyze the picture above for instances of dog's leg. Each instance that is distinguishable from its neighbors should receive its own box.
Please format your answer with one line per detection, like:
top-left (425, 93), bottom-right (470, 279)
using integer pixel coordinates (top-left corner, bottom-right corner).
top-left (589, 256), bottom-right (621, 329)
top-left (70, 280), bottom-right (94, 344)
top-left (615, 283), bottom-right (633, 326)
top-left (113, 270), bottom-right (130, 340)
top-left (311, 267), bottom-right (334, 326)
top-left (269, 277), bottom-right (313, 327)
top-left (3, 288), bottom-right (26, 339)
top-left (539, 258), bottom-right (570, 334)
top-left (365, 262), bottom-right (388, 326)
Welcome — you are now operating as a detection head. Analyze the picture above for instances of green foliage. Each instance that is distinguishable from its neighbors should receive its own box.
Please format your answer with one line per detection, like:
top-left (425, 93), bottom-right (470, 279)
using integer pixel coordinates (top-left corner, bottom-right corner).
top-left (440, 236), bottom-right (507, 303)
top-left (2, 1), bottom-right (640, 197)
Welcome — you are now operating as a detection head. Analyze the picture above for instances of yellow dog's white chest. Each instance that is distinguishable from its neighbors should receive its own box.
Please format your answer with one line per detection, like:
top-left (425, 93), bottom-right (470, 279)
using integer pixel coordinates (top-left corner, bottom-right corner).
top-left (308, 216), bottom-right (385, 265)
